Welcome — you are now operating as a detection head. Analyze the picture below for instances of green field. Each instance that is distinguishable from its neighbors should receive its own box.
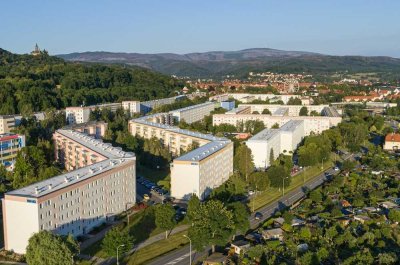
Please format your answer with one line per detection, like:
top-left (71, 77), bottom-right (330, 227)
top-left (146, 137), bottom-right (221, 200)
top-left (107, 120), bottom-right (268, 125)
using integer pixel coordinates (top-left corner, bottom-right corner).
top-left (249, 158), bottom-right (334, 211)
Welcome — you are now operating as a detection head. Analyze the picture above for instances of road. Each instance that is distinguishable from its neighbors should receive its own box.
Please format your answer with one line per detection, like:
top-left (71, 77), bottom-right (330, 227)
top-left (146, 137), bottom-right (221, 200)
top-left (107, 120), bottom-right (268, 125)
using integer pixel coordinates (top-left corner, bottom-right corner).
top-left (148, 153), bottom-right (353, 265)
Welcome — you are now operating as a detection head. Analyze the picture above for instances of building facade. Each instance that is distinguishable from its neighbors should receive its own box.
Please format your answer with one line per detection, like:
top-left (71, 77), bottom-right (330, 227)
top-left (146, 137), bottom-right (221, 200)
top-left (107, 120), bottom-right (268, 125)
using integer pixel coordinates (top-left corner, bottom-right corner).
top-left (384, 133), bottom-right (400, 151)
top-left (3, 130), bottom-right (136, 254)
top-left (169, 102), bottom-right (215, 124)
top-left (122, 101), bottom-right (141, 115)
top-left (0, 133), bottom-right (25, 169)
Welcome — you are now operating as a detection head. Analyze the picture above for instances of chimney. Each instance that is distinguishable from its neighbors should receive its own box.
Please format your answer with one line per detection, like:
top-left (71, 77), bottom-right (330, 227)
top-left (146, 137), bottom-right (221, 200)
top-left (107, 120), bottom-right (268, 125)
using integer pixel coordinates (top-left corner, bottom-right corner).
top-left (35, 186), bottom-right (39, 194)
top-left (76, 174), bottom-right (80, 180)
top-left (48, 184), bottom-right (53, 190)
top-left (64, 177), bottom-right (69, 183)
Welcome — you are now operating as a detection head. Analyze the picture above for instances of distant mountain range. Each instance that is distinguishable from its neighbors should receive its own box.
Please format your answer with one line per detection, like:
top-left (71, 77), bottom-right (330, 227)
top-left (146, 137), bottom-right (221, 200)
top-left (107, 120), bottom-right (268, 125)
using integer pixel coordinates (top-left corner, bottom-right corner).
top-left (57, 48), bottom-right (400, 78)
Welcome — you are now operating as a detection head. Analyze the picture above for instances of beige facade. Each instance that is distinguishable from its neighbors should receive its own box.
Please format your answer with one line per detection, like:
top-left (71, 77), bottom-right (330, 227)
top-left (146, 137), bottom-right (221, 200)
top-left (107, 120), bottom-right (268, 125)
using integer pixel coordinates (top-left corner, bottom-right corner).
top-left (3, 130), bottom-right (136, 254)
top-left (170, 102), bottom-right (215, 124)
top-left (0, 115), bottom-right (19, 134)
top-left (129, 120), bottom-right (211, 155)
top-left (63, 121), bottom-right (108, 139)
top-left (66, 103), bottom-right (122, 124)
top-left (129, 108), bottom-right (233, 200)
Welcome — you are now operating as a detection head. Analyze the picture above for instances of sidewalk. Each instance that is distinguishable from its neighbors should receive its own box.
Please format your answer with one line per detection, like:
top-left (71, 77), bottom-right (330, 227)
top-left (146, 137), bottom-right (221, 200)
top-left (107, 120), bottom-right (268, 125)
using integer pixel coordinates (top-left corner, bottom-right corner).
top-left (78, 224), bottom-right (189, 265)
top-left (97, 225), bottom-right (189, 265)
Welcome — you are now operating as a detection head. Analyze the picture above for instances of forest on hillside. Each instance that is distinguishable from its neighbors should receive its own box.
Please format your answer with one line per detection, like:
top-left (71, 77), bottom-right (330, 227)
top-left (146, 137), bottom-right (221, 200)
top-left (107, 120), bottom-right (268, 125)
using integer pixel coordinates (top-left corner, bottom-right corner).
top-left (0, 49), bottom-right (183, 115)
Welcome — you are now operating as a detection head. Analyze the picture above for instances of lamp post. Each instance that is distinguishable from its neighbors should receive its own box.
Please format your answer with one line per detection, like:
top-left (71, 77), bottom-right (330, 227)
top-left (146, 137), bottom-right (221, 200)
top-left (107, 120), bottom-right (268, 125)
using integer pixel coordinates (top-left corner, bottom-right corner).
top-left (321, 157), bottom-right (326, 170)
top-left (125, 202), bottom-right (134, 226)
top-left (183, 235), bottom-right (192, 265)
top-left (117, 244), bottom-right (125, 265)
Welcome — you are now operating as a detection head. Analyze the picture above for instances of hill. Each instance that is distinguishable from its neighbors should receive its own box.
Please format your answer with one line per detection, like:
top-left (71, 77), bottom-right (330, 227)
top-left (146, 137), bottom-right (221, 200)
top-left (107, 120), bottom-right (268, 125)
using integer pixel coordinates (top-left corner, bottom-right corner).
top-left (57, 48), bottom-right (400, 78)
top-left (0, 48), bottom-right (183, 115)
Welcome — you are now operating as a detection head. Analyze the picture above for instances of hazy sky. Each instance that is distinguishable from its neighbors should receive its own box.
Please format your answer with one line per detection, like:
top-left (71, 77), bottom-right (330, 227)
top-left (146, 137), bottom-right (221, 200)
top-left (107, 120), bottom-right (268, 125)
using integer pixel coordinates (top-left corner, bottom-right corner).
top-left (1, 0), bottom-right (399, 57)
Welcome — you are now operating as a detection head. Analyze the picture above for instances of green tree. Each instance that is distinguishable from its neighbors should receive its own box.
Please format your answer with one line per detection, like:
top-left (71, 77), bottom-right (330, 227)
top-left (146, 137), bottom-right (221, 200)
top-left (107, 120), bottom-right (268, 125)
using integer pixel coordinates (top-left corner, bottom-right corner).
top-left (299, 106), bottom-right (308, 116)
top-left (262, 108), bottom-right (271, 114)
top-left (388, 209), bottom-right (400, 223)
top-left (228, 202), bottom-right (250, 235)
top-left (155, 204), bottom-right (176, 238)
top-left (26, 231), bottom-right (76, 265)
top-left (233, 144), bottom-right (254, 181)
top-left (102, 227), bottom-right (133, 257)
top-left (310, 190), bottom-right (323, 203)
top-left (188, 200), bottom-right (235, 252)
top-left (267, 165), bottom-right (290, 189)
top-left (248, 171), bottom-right (270, 191)
top-left (187, 194), bottom-right (201, 221)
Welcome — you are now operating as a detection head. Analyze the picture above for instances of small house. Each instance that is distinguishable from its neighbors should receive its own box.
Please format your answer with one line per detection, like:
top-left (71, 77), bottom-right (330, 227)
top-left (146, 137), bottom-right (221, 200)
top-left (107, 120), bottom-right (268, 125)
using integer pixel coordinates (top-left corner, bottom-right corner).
top-left (262, 228), bottom-right (284, 241)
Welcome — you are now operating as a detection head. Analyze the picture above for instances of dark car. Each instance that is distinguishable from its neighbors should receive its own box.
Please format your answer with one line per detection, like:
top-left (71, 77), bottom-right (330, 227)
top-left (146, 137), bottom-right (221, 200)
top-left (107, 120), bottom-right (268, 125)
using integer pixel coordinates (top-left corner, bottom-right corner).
top-left (255, 212), bottom-right (263, 220)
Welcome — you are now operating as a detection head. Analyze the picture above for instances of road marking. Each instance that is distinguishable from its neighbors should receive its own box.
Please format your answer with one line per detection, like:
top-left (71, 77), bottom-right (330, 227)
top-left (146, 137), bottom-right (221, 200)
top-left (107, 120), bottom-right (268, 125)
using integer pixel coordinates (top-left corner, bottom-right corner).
top-left (165, 253), bottom-right (190, 265)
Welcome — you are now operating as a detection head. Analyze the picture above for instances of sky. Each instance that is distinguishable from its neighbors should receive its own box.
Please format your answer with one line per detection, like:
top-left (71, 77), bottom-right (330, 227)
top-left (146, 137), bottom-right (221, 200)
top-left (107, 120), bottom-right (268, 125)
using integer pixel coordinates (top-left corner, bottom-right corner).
top-left (1, 0), bottom-right (399, 57)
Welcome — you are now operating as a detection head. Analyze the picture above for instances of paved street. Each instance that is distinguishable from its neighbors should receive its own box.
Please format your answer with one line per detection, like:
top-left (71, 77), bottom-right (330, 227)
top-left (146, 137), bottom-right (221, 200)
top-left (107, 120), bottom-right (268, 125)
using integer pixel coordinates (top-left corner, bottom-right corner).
top-left (148, 153), bottom-right (353, 265)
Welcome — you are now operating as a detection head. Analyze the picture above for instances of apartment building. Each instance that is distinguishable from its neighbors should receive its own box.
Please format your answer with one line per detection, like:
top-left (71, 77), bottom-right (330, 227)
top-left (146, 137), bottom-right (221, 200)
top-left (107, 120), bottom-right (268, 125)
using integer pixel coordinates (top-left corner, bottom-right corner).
top-left (62, 121), bottom-right (108, 139)
top-left (239, 104), bottom-right (330, 116)
top-left (213, 114), bottom-right (340, 136)
top-left (129, 108), bottom-right (233, 199)
top-left (3, 130), bottom-right (136, 254)
top-left (66, 103), bottom-right (122, 125)
top-left (140, 95), bottom-right (186, 114)
top-left (122, 101), bottom-right (141, 115)
top-left (0, 133), bottom-right (25, 169)
top-left (245, 120), bottom-right (304, 168)
top-left (226, 93), bottom-right (306, 104)
top-left (169, 102), bottom-right (215, 124)
top-left (384, 133), bottom-right (400, 151)
top-left (171, 140), bottom-right (233, 200)
top-left (220, 101), bottom-right (235, 111)
top-left (66, 107), bottom-right (92, 125)
top-left (0, 115), bottom-right (20, 134)
top-left (129, 119), bottom-right (217, 155)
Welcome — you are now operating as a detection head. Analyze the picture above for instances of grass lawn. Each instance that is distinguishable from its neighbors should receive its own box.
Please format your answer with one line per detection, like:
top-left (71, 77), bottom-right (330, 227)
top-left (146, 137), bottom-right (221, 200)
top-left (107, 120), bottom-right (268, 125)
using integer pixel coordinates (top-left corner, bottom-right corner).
top-left (249, 157), bottom-right (334, 211)
top-left (137, 166), bottom-right (171, 190)
top-left (125, 231), bottom-right (188, 265)
top-left (82, 207), bottom-right (187, 260)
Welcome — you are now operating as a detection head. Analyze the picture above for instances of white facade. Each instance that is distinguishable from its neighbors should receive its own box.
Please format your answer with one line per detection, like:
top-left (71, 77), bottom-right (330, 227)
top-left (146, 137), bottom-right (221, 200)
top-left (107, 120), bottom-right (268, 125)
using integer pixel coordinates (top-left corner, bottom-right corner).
top-left (213, 114), bottom-right (340, 136)
top-left (170, 102), bottom-right (215, 124)
top-left (66, 107), bottom-right (91, 124)
top-left (122, 101), bottom-right (141, 115)
top-left (227, 93), bottom-right (305, 104)
top-left (245, 120), bottom-right (305, 169)
top-left (171, 141), bottom-right (233, 200)
top-left (3, 130), bottom-right (136, 254)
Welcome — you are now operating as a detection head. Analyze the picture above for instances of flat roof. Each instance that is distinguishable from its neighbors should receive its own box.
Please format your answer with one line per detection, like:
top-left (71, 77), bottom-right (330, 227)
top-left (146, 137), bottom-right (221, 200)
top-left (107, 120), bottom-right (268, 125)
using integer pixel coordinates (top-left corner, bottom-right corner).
top-left (56, 130), bottom-right (134, 159)
top-left (130, 119), bottom-right (226, 142)
top-left (280, 120), bottom-right (304, 132)
top-left (174, 140), bottom-right (231, 162)
top-left (6, 158), bottom-right (134, 198)
top-left (170, 102), bottom-right (214, 113)
top-left (6, 130), bottom-right (135, 198)
top-left (272, 107), bottom-right (288, 116)
top-left (247, 128), bottom-right (280, 141)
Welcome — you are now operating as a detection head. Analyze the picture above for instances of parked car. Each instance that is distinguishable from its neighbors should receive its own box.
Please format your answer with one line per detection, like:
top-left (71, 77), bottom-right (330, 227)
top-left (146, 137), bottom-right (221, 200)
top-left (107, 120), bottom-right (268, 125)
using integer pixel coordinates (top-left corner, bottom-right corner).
top-left (255, 212), bottom-right (263, 220)
top-left (143, 194), bottom-right (150, 201)
top-left (248, 190), bottom-right (255, 196)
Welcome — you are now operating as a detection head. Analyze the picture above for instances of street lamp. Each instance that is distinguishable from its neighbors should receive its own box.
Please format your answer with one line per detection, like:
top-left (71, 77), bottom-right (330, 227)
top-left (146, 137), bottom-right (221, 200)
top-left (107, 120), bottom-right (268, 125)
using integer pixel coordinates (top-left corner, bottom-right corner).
top-left (183, 235), bottom-right (192, 265)
top-left (125, 202), bottom-right (134, 226)
top-left (282, 176), bottom-right (289, 196)
top-left (321, 157), bottom-right (326, 170)
top-left (116, 244), bottom-right (125, 265)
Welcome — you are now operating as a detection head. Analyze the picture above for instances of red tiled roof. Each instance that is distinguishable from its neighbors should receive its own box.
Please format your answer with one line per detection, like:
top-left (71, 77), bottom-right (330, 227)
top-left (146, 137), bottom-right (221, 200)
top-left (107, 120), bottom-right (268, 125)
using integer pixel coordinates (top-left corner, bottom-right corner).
top-left (385, 133), bottom-right (400, 143)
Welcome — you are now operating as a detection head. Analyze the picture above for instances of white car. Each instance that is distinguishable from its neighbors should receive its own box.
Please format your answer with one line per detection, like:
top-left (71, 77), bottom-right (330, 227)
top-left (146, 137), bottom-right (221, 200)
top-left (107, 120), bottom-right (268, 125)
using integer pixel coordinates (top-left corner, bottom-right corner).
top-left (334, 167), bottom-right (339, 171)
top-left (248, 190), bottom-right (255, 196)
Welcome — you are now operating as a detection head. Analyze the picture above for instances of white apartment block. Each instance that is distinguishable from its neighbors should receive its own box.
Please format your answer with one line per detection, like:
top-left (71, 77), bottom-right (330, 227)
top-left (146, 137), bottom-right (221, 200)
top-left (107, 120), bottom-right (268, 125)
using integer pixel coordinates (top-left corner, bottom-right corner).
top-left (3, 130), bottom-right (136, 254)
top-left (226, 93), bottom-right (307, 104)
top-left (239, 104), bottom-right (330, 116)
top-left (66, 107), bottom-right (92, 125)
top-left (122, 101), bottom-right (141, 115)
top-left (129, 108), bottom-right (233, 200)
top-left (169, 102), bottom-right (215, 124)
top-left (213, 114), bottom-right (341, 136)
top-left (66, 103), bottom-right (122, 124)
top-left (246, 120), bottom-right (305, 169)
top-left (171, 140), bottom-right (233, 200)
